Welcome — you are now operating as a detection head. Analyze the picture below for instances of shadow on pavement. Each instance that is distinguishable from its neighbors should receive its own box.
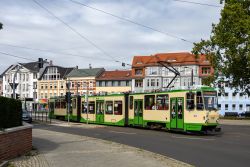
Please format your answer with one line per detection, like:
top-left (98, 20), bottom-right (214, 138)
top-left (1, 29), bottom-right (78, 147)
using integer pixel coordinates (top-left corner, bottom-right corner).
top-left (33, 137), bottom-right (59, 153)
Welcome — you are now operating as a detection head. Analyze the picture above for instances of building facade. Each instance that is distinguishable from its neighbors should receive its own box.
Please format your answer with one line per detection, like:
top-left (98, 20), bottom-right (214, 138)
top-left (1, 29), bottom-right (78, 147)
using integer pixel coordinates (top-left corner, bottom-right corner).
top-left (217, 81), bottom-right (250, 115)
top-left (38, 66), bottom-right (73, 110)
top-left (2, 62), bottom-right (49, 110)
top-left (96, 70), bottom-right (132, 93)
top-left (131, 52), bottom-right (213, 93)
top-left (66, 68), bottom-right (105, 95)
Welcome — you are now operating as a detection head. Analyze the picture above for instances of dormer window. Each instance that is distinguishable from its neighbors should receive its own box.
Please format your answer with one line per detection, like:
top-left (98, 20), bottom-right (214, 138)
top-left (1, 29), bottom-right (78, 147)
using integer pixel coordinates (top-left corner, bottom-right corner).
top-left (135, 69), bottom-right (143, 76)
top-left (202, 67), bottom-right (211, 74)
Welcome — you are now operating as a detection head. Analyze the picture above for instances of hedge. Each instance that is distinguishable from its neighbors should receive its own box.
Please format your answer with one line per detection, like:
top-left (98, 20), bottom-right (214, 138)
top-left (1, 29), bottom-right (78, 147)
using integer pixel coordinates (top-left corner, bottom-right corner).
top-left (0, 97), bottom-right (22, 129)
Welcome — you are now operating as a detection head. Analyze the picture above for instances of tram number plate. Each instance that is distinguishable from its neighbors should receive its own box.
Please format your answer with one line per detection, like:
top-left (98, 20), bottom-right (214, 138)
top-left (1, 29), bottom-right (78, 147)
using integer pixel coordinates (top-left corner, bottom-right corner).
top-left (193, 115), bottom-right (197, 117)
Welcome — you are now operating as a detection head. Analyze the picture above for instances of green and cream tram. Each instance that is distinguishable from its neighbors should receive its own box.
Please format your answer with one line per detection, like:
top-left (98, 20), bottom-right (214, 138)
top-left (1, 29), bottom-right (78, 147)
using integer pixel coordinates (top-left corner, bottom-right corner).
top-left (49, 86), bottom-right (220, 132)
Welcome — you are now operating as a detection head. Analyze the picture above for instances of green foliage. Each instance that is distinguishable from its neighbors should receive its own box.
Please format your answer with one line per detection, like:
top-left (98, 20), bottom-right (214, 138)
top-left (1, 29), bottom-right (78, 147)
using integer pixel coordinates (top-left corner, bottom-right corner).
top-left (0, 22), bottom-right (2, 29)
top-left (0, 97), bottom-right (22, 129)
top-left (192, 0), bottom-right (250, 95)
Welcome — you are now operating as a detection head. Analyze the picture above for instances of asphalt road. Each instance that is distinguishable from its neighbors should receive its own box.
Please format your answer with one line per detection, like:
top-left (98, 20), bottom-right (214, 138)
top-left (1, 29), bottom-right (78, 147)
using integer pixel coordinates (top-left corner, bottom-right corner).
top-left (34, 123), bottom-right (250, 167)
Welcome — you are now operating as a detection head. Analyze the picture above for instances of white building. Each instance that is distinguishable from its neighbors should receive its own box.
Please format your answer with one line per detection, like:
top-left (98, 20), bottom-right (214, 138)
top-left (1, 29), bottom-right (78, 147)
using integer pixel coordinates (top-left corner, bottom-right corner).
top-left (2, 61), bottom-right (48, 110)
top-left (131, 52), bottom-right (212, 92)
top-left (217, 82), bottom-right (250, 115)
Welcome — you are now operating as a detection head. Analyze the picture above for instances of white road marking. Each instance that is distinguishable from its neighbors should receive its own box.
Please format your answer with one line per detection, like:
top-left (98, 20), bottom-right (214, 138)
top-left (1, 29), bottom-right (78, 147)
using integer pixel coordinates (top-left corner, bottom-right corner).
top-left (171, 136), bottom-right (215, 141)
top-left (109, 130), bottom-right (136, 135)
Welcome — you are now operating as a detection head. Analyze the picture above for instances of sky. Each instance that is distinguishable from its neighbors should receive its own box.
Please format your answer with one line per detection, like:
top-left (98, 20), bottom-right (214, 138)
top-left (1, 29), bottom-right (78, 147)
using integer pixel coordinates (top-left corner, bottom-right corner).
top-left (0, 0), bottom-right (223, 73)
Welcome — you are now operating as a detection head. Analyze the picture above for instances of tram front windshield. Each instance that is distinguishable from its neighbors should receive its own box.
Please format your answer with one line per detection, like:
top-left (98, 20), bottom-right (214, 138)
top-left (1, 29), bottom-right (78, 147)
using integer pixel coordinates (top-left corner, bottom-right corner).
top-left (203, 91), bottom-right (218, 110)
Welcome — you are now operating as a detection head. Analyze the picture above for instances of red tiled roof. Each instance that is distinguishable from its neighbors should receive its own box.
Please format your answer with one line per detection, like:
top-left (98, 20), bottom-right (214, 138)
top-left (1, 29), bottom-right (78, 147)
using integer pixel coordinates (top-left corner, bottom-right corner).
top-left (96, 70), bottom-right (132, 81)
top-left (132, 52), bottom-right (210, 67)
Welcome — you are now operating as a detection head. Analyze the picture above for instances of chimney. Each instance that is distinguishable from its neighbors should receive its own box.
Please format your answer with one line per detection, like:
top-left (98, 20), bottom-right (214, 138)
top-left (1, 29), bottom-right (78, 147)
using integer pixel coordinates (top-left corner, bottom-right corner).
top-left (76, 65), bottom-right (78, 69)
top-left (89, 64), bottom-right (92, 69)
top-left (49, 60), bottom-right (53, 66)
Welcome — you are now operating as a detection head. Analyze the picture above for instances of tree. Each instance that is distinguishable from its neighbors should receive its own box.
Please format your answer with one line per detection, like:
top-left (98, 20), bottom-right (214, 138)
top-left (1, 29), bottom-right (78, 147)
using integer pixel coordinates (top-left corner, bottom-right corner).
top-left (0, 22), bottom-right (2, 30)
top-left (192, 0), bottom-right (250, 95)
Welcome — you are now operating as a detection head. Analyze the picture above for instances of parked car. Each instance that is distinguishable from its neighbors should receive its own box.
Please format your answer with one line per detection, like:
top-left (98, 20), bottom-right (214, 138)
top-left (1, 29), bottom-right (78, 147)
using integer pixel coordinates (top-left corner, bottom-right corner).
top-left (22, 110), bottom-right (32, 123)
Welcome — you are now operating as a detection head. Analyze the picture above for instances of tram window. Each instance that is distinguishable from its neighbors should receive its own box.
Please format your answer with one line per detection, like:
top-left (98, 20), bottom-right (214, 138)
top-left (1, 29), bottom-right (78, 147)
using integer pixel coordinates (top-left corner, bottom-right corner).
top-left (114, 101), bottom-right (123, 115)
top-left (186, 93), bottom-right (195, 110)
top-left (61, 100), bottom-right (66, 109)
top-left (96, 101), bottom-right (104, 114)
top-left (156, 94), bottom-right (169, 110)
top-left (72, 99), bottom-right (76, 109)
top-left (105, 101), bottom-right (113, 115)
top-left (88, 101), bottom-right (95, 114)
top-left (196, 92), bottom-right (204, 110)
top-left (82, 102), bottom-right (87, 113)
top-left (55, 100), bottom-right (60, 109)
top-left (145, 95), bottom-right (155, 110)
top-left (129, 96), bottom-right (134, 110)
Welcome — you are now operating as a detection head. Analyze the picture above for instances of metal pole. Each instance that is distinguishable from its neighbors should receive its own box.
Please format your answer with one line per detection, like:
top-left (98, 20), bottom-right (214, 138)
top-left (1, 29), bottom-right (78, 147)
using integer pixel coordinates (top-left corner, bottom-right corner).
top-left (67, 79), bottom-right (70, 125)
top-left (86, 82), bottom-right (89, 124)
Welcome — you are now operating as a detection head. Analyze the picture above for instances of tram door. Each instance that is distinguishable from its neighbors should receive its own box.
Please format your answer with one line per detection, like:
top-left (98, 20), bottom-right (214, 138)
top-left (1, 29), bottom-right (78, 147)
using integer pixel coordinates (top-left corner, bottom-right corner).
top-left (96, 101), bottom-right (104, 123)
top-left (134, 100), bottom-right (143, 126)
top-left (170, 97), bottom-right (184, 129)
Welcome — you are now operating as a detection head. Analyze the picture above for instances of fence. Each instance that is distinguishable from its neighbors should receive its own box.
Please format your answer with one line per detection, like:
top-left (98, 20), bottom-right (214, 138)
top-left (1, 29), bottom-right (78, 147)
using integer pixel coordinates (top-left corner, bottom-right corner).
top-left (31, 111), bottom-right (51, 123)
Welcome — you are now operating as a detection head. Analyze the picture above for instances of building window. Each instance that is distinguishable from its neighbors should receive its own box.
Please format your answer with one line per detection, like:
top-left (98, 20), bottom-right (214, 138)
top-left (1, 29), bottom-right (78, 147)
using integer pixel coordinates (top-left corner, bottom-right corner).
top-left (239, 93), bottom-right (244, 97)
top-left (156, 79), bottom-right (159, 87)
top-left (149, 67), bottom-right (158, 75)
top-left (186, 92), bottom-right (195, 110)
top-left (156, 94), bottom-right (169, 110)
top-left (135, 69), bottom-right (143, 76)
top-left (50, 84), bottom-right (52, 89)
top-left (54, 93), bottom-right (57, 97)
top-left (118, 81), bottom-right (121, 86)
top-left (225, 92), bottom-right (229, 97)
top-left (202, 67), bottom-right (211, 74)
top-left (45, 84), bottom-right (48, 89)
top-left (105, 101), bottom-right (113, 115)
top-left (41, 93), bottom-right (43, 98)
top-left (45, 93), bottom-right (48, 98)
top-left (225, 104), bottom-right (228, 110)
top-left (145, 95), bottom-right (155, 110)
top-left (151, 79), bottom-right (155, 87)
top-left (126, 81), bottom-right (130, 86)
top-left (239, 104), bottom-right (243, 110)
top-left (112, 81), bottom-right (115, 86)
top-left (135, 80), bottom-right (143, 87)
top-left (114, 101), bottom-right (122, 115)
top-left (218, 93), bottom-right (221, 96)
top-left (232, 104), bottom-right (236, 110)
top-left (232, 92), bottom-right (237, 97)
top-left (99, 81), bottom-right (102, 87)
top-left (218, 104), bottom-right (221, 110)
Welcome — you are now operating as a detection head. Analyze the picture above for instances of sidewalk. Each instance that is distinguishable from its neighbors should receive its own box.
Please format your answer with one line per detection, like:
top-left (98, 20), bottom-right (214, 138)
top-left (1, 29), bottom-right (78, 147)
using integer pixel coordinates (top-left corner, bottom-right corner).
top-left (10, 125), bottom-right (192, 167)
top-left (219, 119), bottom-right (250, 126)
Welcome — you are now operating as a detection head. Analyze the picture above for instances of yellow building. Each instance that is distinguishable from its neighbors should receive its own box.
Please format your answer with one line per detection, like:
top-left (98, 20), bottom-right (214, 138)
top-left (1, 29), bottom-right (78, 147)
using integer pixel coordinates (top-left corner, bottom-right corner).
top-left (96, 70), bottom-right (132, 93)
top-left (37, 66), bottom-right (73, 110)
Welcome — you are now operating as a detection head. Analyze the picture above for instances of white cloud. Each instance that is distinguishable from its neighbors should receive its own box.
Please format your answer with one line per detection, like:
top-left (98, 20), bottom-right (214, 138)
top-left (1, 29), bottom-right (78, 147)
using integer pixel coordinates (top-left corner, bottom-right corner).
top-left (0, 0), bottom-right (222, 73)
